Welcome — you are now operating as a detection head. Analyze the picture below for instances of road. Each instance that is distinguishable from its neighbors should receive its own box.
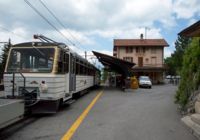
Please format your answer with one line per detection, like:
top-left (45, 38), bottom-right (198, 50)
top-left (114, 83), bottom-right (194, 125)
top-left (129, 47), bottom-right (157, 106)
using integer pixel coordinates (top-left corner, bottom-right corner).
top-left (0, 84), bottom-right (197, 140)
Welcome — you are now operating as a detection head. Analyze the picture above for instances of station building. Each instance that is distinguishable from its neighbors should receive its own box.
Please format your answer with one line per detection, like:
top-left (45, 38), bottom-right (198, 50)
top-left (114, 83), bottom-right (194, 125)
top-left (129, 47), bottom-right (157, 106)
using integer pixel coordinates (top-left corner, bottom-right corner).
top-left (113, 35), bottom-right (169, 84)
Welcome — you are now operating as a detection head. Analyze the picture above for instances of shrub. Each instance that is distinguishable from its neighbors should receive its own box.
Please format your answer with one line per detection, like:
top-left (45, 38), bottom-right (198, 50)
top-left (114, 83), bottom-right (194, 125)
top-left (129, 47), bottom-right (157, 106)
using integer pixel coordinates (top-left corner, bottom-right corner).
top-left (175, 37), bottom-right (200, 109)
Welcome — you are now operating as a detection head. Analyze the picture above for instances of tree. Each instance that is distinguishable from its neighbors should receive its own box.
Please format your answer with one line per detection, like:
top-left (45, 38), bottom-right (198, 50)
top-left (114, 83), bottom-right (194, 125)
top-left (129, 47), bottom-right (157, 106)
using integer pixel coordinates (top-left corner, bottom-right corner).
top-left (0, 39), bottom-right (11, 77)
top-left (164, 57), bottom-right (176, 75)
top-left (175, 37), bottom-right (200, 109)
top-left (173, 36), bottom-right (190, 73)
top-left (164, 36), bottom-right (190, 75)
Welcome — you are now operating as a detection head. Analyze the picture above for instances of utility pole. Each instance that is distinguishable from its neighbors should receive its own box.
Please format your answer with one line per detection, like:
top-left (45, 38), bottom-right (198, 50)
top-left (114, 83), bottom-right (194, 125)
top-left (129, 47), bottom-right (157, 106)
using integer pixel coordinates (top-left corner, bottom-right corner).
top-left (8, 38), bottom-right (11, 48)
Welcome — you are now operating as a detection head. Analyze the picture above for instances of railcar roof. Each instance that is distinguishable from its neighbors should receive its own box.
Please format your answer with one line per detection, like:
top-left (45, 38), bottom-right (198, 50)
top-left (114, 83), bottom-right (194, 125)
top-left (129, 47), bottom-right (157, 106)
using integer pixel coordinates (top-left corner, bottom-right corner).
top-left (13, 42), bottom-right (66, 47)
top-left (12, 42), bottom-right (99, 71)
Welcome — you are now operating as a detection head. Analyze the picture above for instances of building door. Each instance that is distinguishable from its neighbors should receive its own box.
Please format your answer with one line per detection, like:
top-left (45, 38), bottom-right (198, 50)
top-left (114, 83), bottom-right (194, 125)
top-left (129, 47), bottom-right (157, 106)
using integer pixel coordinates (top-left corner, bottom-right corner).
top-left (138, 57), bottom-right (143, 67)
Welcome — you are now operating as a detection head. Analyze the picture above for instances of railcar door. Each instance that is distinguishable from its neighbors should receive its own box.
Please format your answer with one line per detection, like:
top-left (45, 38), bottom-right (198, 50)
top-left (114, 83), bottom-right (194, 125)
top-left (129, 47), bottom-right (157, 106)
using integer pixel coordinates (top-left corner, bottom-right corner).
top-left (69, 54), bottom-right (76, 92)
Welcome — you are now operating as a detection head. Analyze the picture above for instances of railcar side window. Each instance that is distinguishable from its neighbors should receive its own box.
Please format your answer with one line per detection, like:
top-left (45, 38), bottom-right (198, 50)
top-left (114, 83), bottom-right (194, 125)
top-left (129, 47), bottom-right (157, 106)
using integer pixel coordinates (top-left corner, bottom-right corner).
top-left (70, 54), bottom-right (76, 74)
top-left (58, 51), bottom-right (69, 74)
top-left (64, 53), bottom-right (69, 73)
top-left (72, 57), bottom-right (93, 76)
top-left (76, 58), bottom-right (80, 74)
top-left (83, 63), bottom-right (86, 75)
top-left (85, 64), bottom-right (88, 75)
top-left (80, 60), bottom-right (83, 75)
top-left (58, 50), bottom-right (64, 73)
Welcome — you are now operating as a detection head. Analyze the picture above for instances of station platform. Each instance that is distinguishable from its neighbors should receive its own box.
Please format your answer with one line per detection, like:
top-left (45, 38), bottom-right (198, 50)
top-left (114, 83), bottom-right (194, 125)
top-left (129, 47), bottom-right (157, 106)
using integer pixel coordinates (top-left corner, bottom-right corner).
top-left (0, 99), bottom-right (24, 129)
top-left (0, 91), bottom-right (4, 97)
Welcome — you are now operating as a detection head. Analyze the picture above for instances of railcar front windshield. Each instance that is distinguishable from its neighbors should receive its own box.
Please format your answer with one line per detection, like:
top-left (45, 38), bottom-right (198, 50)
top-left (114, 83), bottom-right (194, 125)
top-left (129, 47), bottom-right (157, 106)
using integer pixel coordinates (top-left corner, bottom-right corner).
top-left (7, 47), bottom-right (55, 73)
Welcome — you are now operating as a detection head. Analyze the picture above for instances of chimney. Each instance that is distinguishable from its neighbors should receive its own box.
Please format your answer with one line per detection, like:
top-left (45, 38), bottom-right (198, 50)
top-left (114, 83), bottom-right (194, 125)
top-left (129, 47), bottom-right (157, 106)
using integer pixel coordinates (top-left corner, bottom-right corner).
top-left (140, 34), bottom-right (144, 39)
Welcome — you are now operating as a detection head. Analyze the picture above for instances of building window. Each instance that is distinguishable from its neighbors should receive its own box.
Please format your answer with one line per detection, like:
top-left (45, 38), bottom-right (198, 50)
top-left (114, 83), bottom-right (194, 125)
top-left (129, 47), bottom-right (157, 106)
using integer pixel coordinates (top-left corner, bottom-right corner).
top-left (123, 57), bottom-right (133, 62)
top-left (126, 47), bottom-right (133, 53)
top-left (151, 47), bottom-right (156, 54)
top-left (135, 47), bottom-right (145, 53)
top-left (151, 57), bottom-right (156, 65)
top-left (136, 47), bottom-right (139, 53)
top-left (142, 47), bottom-right (145, 53)
top-left (145, 58), bottom-right (149, 63)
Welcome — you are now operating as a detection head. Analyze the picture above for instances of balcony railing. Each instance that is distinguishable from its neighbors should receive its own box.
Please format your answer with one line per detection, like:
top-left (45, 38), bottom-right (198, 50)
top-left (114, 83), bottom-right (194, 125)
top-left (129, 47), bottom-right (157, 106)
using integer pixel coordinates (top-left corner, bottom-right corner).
top-left (134, 64), bottom-right (166, 68)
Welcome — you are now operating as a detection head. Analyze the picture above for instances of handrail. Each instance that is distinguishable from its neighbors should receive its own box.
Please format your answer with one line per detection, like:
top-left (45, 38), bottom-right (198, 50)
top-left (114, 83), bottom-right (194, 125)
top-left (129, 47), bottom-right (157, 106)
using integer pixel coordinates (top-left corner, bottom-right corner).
top-left (11, 72), bottom-right (26, 98)
top-left (19, 72), bottom-right (26, 88)
top-left (12, 73), bottom-right (15, 97)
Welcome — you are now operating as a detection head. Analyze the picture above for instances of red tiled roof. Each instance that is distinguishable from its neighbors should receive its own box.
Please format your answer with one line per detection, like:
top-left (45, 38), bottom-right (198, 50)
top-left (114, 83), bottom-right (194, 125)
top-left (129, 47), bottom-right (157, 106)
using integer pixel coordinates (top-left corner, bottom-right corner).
top-left (114, 39), bottom-right (169, 47)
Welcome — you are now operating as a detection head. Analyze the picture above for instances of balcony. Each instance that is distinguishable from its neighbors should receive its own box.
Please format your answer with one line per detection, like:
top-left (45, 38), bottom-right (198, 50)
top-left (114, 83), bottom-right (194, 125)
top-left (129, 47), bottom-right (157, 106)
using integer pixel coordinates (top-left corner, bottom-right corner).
top-left (132, 64), bottom-right (167, 72)
top-left (135, 63), bottom-right (166, 67)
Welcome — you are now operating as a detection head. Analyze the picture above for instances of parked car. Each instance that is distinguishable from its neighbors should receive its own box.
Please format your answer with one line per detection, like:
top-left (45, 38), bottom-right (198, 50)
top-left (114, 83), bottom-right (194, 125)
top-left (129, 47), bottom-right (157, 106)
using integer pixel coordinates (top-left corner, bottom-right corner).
top-left (139, 76), bottom-right (152, 88)
top-left (166, 75), bottom-right (171, 79)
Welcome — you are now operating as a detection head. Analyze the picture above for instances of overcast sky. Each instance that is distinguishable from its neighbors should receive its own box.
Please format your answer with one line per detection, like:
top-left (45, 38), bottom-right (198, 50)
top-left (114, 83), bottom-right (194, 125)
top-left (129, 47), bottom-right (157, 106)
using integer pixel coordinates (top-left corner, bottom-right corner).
top-left (0, 0), bottom-right (200, 65)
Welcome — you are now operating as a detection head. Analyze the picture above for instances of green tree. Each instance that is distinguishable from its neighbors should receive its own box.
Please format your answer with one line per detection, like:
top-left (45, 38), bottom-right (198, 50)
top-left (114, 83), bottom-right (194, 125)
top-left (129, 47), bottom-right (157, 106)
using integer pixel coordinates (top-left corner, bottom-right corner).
top-left (164, 57), bottom-right (176, 75)
top-left (175, 37), bottom-right (200, 108)
top-left (173, 36), bottom-right (190, 73)
top-left (164, 36), bottom-right (190, 75)
top-left (0, 39), bottom-right (11, 76)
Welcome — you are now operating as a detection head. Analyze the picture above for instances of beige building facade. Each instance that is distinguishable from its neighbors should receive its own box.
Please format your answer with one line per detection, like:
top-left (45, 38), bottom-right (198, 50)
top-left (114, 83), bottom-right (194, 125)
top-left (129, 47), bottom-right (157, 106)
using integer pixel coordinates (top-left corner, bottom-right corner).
top-left (113, 38), bottom-right (169, 84)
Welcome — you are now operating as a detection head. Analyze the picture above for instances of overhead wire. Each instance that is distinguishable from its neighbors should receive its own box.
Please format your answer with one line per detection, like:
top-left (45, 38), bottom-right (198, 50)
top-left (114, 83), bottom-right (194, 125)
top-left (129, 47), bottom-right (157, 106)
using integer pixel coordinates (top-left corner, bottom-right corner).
top-left (38, 0), bottom-right (86, 50)
top-left (0, 26), bottom-right (26, 39)
top-left (24, 0), bottom-right (76, 47)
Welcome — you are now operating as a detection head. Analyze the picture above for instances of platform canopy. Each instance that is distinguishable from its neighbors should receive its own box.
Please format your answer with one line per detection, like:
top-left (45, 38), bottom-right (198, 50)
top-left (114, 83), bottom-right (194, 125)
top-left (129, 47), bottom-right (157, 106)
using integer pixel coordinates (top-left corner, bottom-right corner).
top-left (92, 51), bottom-right (135, 77)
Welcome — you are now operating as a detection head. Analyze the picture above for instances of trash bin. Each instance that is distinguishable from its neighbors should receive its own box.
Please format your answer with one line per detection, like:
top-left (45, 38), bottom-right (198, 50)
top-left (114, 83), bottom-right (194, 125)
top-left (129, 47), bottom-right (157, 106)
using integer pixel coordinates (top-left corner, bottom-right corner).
top-left (130, 76), bottom-right (139, 89)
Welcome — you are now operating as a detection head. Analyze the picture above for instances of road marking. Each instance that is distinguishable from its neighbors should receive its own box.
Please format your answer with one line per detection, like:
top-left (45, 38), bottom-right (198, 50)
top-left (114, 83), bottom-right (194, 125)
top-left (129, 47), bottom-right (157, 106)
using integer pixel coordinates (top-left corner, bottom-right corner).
top-left (61, 90), bottom-right (103, 140)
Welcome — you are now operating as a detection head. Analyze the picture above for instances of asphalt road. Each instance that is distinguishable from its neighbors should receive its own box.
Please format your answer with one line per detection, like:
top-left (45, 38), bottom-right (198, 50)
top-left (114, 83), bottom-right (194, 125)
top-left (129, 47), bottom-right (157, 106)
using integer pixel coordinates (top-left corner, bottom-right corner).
top-left (0, 84), bottom-right (197, 140)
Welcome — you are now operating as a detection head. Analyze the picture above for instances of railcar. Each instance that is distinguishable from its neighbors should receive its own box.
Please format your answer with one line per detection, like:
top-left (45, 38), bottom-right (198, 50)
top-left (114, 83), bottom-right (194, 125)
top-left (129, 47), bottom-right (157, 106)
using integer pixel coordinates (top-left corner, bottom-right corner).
top-left (3, 35), bottom-right (100, 113)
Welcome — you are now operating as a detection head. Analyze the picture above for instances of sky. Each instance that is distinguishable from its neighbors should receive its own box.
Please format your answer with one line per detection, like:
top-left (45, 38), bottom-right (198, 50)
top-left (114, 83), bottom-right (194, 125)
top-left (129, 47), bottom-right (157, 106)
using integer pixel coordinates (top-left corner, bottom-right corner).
top-left (0, 0), bottom-right (199, 67)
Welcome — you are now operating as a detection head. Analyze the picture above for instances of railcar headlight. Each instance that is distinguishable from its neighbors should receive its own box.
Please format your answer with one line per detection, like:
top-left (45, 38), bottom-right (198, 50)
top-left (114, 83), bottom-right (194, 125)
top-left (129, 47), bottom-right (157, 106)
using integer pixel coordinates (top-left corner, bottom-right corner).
top-left (39, 81), bottom-right (48, 93)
